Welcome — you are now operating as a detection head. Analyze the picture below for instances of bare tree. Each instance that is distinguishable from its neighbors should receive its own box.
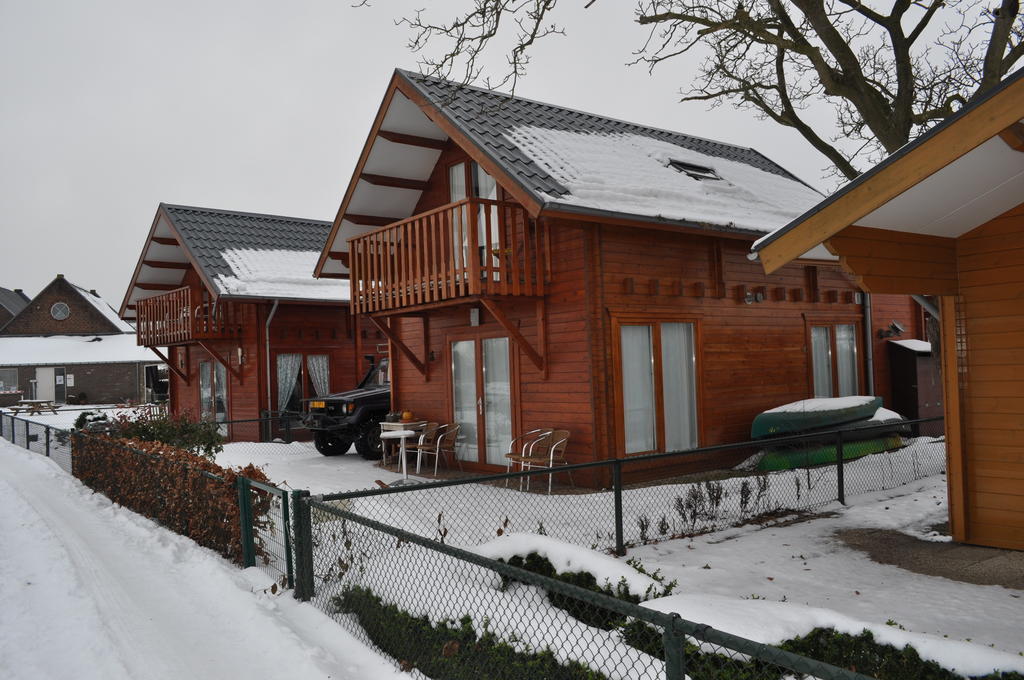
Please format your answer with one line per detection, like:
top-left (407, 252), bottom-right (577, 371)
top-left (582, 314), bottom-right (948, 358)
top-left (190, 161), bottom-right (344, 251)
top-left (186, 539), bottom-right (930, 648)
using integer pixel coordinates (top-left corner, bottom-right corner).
top-left (391, 1), bottom-right (1023, 180)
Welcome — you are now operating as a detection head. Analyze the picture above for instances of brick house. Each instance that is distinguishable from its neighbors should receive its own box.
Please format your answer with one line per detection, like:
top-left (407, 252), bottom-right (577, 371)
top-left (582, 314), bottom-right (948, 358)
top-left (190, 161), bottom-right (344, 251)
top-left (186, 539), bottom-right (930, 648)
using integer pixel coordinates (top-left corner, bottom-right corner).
top-left (119, 204), bottom-right (377, 442)
top-left (313, 70), bottom-right (927, 478)
top-left (0, 275), bottom-right (160, 404)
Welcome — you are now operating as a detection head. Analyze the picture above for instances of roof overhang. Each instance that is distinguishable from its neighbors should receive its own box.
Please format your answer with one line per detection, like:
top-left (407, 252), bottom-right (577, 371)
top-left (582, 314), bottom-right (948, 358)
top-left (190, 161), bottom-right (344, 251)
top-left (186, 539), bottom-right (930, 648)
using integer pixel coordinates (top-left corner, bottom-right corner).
top-left (752, 69), bottom-right (1024, 274)
top-left (315, 71), bottom-right (550, 278)
top-left (118, 205), bottom-right (218, 321)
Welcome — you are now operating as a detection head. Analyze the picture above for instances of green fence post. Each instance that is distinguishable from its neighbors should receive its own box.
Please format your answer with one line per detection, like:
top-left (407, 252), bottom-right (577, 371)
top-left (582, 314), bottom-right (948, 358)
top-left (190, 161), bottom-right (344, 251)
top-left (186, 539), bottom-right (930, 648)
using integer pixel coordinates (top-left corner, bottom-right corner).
top-left (662, 614), bottom-right (686, 680)
top-left (836, 430), bottom-right (846, 505)
top-left (281, 488), bottom-right (294, 589)
top-left (291, 490), bottom-right (314, 601)
top-left (612, 459), bottom-right (625, 556)
top-left (45, 426), bottom-right (50, 458)
top-left (236, 476), bottom-right (256, 568)
top-left (24, 419), bottom-right (30, 449)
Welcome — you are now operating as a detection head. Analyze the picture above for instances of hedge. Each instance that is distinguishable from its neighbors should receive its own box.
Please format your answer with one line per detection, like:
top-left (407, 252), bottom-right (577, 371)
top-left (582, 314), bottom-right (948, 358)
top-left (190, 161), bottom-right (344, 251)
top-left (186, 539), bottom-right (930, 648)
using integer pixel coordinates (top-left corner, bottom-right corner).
top-left (334, 586), bottom-right (608, 679)
top-left (72, 432), bottom-right (271, 564)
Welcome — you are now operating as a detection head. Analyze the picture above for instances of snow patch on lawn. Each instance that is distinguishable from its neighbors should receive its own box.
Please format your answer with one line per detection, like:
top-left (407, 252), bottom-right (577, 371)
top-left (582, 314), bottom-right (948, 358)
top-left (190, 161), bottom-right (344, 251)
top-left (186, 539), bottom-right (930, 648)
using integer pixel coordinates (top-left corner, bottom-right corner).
top-left (472, 533), bottom-right (660, 597)
top-left (642, 593), bottom-right (1024, 677)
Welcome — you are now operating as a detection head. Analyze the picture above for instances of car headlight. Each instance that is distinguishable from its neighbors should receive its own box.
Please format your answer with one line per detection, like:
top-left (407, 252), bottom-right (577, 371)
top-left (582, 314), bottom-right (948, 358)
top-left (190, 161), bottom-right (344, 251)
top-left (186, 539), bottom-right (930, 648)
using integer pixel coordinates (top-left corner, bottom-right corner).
top-left (345, 403), bottom-right (355, 414)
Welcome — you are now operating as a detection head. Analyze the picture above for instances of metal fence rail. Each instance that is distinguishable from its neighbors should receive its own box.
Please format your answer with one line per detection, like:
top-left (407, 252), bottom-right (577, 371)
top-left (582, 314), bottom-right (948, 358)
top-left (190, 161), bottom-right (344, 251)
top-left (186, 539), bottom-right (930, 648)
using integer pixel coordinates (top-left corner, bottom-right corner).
top-left (320, 418), bottom-right (945, 554)
top-left (306, 499), bottom-right (875, 680)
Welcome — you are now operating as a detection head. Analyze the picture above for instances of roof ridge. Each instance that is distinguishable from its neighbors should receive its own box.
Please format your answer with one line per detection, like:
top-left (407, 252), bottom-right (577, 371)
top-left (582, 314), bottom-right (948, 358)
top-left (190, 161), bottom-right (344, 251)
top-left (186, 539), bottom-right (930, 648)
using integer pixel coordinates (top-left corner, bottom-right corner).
top-left (160, 203), bottom-right (332, 226)
top-left (396, 69), bottom-right (799, 180)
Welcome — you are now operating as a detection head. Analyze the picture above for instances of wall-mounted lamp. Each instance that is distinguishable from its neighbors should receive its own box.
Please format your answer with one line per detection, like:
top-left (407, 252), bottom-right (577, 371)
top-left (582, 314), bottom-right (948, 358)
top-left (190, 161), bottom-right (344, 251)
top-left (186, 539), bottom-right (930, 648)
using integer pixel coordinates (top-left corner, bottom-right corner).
top-left (237, 346), bottom-right (245, 365)
top-left (429, 350), bottom-right (437, 362)
top-left (878, 320), bottom-right (906, 339)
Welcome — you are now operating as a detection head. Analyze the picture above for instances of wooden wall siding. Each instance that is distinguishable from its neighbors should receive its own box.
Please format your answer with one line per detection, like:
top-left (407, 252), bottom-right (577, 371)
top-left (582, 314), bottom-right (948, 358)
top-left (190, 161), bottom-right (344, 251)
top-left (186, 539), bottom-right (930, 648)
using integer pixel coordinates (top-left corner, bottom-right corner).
top-left (826, 226), bottom-right (958, 295)
top-left (388, 223), bottom-right (595, 472)
top-left (956, 204), bottom-right (1024, 550)
top-left (869, 294), bottom-right (925, 409)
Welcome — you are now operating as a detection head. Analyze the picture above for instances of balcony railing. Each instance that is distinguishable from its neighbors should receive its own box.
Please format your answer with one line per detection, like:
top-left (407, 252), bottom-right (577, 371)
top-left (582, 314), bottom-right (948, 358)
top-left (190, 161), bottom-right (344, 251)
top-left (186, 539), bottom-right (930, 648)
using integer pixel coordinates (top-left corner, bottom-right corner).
top-left (348, 198), bottom-right (549, 314)
top-left (136, 286), bottom-right (241, 346)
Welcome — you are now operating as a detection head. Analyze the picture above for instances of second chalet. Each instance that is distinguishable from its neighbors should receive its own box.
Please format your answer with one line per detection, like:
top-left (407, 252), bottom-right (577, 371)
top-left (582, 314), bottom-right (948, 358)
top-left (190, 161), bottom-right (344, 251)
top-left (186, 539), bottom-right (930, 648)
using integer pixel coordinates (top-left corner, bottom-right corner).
top-left (313, 70), bottom-right (927, 478)
top-left (121, 204), bottom-right (380, 442)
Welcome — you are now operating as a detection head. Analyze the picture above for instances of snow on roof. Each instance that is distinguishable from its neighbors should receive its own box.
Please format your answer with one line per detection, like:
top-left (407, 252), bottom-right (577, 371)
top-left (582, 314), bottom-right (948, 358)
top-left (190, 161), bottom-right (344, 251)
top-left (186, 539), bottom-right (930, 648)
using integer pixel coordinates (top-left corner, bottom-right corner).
top-left (214, 249), bottom-right (349, 301)
top-left (503, 126), bottom-right (825, 234)
top-left (70, 282), bottom-right (135, 333)
top-left (0, 334), bottom-right (160, 367)
top-left (890, 338), bottom-right (932, 353)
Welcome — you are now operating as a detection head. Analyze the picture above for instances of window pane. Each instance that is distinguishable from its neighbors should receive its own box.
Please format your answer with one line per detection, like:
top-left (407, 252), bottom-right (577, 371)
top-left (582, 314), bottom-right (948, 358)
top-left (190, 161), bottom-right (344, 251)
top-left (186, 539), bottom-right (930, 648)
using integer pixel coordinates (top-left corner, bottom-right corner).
top-left (451, 340), bottom-right (478, 462)
top-left (199, 361), bottom-right (213, 420)
top-left (448, 162), bottom-right (467, 202)
top-left (482, 337), bottom-right (512, 466)
top-left (620, 325), bottom-right (656, 454)
top-left (811, 326), bottom-right (833, 398)
top-left (661, 323), bottom-right (698, 451)
top-left (276, 353), bottom-right (302, 413)
top-left (0, 368), bottom-right (17, 392)
top-left (214, 362), bottom-right (228, 423)
top-left (835, 324), bottom-right (858, 397)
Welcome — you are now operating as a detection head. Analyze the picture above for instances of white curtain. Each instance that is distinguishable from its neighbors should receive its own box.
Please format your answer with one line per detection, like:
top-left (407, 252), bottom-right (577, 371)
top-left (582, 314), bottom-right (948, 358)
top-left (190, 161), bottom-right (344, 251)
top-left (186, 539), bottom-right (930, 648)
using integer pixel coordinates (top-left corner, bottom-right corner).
top-left (835, 324), bottom-right (858, 397)
top-left (451, 340), bottom-right (478, 462)
top-left (661, 323), bottom-right (698, 451)
top-left (449, 162), bottom-right (469, 270)
top-left (276, 353), bottom-right (302, 413)
top-left (307, 355), bottom-right (330, 397)
top-left (621, 325), bottom-right (656, 454)
top-left (811, 327), bottom-right (833, 398)
top-left (482, 337), bottom-right (511, 466)
top-left (199, 361), bottom-right (213, 420)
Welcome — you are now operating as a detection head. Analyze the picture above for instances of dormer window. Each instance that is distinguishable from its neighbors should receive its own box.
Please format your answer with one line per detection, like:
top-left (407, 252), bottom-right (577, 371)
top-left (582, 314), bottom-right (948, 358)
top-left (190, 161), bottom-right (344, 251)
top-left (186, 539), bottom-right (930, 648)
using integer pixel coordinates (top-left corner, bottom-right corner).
top-left (668, 160), bottom-right (721, 181)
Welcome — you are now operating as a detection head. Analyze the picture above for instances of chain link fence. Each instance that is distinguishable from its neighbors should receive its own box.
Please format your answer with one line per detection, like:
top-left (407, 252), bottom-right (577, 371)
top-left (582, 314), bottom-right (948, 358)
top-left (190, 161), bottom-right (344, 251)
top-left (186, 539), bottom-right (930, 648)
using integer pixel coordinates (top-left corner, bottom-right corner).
top-left (303, 500), bottom-right (875, 680)
top-left (319, 418), bottom-right (945, 554)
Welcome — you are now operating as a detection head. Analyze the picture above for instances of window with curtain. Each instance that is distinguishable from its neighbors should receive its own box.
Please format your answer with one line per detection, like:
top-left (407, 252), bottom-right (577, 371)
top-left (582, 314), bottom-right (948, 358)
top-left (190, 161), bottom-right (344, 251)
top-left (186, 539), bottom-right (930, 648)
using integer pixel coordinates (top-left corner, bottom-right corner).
top-left (620, 321), bottom-right (698, 455)
top-left (276, 353), bottom-right (302, 414)
top-left (199, 360), bottom-right (228, 425)
top-left (306, 355), bottom-right (330, 397)
top-left (810, 323), bottom-right (859, 398)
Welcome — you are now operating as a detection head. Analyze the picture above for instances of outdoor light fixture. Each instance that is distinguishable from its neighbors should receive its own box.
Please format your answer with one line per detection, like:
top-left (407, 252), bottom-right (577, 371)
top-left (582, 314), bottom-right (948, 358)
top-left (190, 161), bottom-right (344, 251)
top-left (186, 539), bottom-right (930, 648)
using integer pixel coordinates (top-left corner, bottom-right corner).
top-left (878, 320), bottom-right (906, 339)
top-left (237, 347), bottom-right (245, 364)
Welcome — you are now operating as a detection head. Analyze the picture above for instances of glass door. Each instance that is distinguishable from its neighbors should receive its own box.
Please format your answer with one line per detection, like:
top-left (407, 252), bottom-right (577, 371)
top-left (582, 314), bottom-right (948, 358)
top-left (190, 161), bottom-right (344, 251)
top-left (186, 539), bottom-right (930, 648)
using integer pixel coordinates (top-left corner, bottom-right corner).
top-left (451, 336), bottom-right (512, 466)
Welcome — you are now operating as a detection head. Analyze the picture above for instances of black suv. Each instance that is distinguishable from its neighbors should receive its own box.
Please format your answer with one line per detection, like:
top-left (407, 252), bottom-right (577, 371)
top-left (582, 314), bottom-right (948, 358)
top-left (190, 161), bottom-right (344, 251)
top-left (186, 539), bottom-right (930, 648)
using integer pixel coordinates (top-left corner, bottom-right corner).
top-left (302, 356), bottom-right (390, 458)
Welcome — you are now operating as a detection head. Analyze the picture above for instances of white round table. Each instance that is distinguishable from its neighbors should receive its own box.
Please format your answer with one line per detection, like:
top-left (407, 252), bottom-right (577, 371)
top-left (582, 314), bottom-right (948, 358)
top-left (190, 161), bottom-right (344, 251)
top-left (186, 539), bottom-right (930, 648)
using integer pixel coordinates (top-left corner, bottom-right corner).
top-left (379, 429), bottom-right (416, 479)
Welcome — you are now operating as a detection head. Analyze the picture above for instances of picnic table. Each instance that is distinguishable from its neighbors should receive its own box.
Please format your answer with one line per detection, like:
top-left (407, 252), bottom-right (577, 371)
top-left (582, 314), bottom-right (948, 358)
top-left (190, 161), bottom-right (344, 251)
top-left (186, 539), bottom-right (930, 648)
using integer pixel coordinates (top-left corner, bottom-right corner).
top-left (8, 400), bottom-right (59, 416)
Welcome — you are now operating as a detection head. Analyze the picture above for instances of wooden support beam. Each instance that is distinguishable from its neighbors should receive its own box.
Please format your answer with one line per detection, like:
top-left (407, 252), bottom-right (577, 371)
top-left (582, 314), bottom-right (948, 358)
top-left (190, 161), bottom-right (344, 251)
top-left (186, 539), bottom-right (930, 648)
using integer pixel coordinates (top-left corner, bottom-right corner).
top-left (376, 129), bottom-right (447, 150)
top-left (327, 251), bottom-right (350, 267)
top-left (367, 316), bottom-right (427, 377)
top-left (480, 298), bottom-right (545, 372)
top-left (150, 236), bottom-right (178, 246)
top-left (135, 282), bottom-right (182, 291)
top-left (318, 272), bottom-right (350, 279)
top-left (344, 213), bottom-right (402, 227)
top-left (196, 340), bottom-right (243, 383)
top-left (147, 346), bottom-right (188, 385)
top-left (360, 173), bottom-right (430, 191)
top-left (999, 122), bottom-right (1024, 152)
top-left (142, 260), bottom-right (190, 269)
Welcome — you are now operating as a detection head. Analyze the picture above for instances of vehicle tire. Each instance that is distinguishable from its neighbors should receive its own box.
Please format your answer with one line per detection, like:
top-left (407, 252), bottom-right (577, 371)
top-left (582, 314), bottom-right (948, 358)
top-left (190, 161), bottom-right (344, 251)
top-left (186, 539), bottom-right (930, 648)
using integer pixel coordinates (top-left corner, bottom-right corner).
top-left (314, 431), bottom-right (352, 456)
top-left (355, 420), bottom-right (383, 460)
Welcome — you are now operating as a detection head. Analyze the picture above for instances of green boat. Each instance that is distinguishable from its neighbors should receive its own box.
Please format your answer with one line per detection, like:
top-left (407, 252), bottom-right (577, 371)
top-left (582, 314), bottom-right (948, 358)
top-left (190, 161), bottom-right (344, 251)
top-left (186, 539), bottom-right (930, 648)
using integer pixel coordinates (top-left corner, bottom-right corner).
top-left (755, 434), bottom-right (905, 472)
top-left (751, 396), bottom-right (883, 439)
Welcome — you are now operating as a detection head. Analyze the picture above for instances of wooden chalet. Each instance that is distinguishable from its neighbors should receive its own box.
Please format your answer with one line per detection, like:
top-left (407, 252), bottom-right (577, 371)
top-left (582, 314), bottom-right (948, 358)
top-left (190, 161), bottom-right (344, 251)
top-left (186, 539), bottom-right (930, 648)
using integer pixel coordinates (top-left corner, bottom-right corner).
top-left (121, 204), bottom-right (377, 441)
top-left (315, 70), bottom-right (924, 479)
top-left (753, 70), bottom-right (1024, 550)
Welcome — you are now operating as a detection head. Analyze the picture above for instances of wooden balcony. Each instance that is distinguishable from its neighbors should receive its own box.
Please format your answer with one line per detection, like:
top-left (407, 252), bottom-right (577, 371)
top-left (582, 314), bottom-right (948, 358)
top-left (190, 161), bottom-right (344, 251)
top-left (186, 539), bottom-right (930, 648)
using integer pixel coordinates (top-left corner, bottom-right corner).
top-left (348, 198), bottom-right (549, 314)
top-left (136, 286), bottom-right (242, 347)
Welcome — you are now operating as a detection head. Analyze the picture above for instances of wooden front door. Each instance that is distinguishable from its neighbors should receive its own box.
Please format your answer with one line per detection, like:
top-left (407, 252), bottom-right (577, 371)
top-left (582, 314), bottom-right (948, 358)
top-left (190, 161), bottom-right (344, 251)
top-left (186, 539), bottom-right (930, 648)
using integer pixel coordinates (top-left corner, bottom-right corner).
top-left (451, 336), bottom-right (513, 467)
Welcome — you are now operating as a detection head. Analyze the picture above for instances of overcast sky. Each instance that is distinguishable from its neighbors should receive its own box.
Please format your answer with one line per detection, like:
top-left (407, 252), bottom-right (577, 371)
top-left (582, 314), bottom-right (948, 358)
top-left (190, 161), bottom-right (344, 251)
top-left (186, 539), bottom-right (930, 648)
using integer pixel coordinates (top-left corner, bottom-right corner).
top-left (0, 0), bottom-right (835, 307)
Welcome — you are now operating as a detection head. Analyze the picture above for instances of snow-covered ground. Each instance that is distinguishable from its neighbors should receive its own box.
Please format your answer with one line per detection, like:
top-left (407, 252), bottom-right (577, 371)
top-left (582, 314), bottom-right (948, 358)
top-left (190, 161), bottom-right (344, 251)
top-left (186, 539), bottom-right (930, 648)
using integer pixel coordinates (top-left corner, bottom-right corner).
top-left (0, 439), bottom-right (403, 680)
top-left (0, 404), bottom-right (149, 430)
top-left (632, 475), bottom-right (1024, 670)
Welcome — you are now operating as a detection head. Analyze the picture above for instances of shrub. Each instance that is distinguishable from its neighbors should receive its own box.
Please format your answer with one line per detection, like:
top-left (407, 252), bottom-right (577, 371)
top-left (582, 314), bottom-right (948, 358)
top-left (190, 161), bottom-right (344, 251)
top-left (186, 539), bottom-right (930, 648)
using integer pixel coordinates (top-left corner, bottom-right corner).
top-left (71, 432), bottom-right (270, 564)
top-left (108, 410), bottom-right (223, 460)
top-left (498, 552), bottom-right (675, 630)
top-left (619, 622), bottom-right (1024, 680)
top-left (334, 586), bottom-right (608, 680)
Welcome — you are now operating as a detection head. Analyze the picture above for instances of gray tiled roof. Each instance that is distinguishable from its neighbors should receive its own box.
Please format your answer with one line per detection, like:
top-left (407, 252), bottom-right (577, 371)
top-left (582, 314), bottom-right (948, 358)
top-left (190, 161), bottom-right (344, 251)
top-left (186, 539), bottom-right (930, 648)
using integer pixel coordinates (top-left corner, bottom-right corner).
top-left (0, 287), bottom-right (29, 316)
top-left (161, 204), bottom-right (332, 283)
top-left (398, 69), bottom-right (807, 204)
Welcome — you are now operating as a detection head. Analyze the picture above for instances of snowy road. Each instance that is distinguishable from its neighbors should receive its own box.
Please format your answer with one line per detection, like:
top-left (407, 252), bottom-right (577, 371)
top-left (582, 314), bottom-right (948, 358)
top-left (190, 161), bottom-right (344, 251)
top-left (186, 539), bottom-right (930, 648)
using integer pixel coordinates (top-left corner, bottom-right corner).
top-left (0, 440), bottom-right (402, 680)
